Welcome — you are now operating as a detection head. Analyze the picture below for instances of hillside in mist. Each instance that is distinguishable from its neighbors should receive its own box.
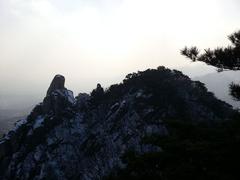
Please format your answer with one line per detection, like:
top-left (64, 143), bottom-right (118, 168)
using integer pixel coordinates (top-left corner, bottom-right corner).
top-left (194, 71), bottom-right (240, 108)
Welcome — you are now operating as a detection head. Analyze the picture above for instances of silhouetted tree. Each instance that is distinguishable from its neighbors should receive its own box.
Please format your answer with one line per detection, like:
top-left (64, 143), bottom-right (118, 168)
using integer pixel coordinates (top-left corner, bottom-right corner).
top-left (181, 30), bottom-right (240, 101)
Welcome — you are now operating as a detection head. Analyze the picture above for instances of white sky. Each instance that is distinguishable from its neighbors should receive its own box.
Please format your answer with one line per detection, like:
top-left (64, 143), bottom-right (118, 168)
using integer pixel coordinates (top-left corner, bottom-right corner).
top-left (0, 0), bottom-right (240, 108)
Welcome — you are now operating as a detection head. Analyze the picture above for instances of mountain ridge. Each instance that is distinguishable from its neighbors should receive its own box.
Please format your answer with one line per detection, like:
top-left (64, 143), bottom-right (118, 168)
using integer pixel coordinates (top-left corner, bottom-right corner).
top-left (0, 66), bottom-right (236, 180)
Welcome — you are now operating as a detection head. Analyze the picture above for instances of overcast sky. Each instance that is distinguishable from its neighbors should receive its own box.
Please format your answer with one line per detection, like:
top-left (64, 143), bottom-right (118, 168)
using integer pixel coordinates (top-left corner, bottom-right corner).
top-left (0, 0), bottom-right (240, 109)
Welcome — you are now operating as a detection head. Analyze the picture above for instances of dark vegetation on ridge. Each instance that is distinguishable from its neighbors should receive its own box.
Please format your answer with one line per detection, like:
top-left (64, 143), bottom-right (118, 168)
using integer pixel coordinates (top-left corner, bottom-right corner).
top-left (92, 67), bottom-right (232, 121)
top-left (103, 71), bottom-right (240, 180)
top-left (105, 115), bottom-right (240, 180)
top-left (105, 30), bottom-right (240, 180)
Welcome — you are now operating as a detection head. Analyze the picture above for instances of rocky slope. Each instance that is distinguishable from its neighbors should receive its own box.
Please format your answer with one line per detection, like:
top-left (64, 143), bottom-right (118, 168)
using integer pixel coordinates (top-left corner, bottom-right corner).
top-left (0, 67), bottom-right (235, 180)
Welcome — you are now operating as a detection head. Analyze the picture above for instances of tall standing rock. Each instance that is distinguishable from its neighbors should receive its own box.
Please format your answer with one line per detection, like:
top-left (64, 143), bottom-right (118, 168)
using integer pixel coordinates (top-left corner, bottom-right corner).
top-left (47, 75), bottom-right (66, 95)
top-left (43, 75), bottom-right (75, 115)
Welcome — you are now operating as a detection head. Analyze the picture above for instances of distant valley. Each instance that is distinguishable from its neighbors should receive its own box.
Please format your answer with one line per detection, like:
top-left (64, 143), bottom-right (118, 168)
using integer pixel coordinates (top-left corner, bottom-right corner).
top-left (0, 108), bottom-right (30, 137)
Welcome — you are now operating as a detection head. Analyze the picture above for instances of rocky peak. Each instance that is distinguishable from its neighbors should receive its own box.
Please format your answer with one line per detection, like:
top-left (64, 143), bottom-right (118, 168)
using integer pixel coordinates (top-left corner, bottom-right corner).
top-left (0, 75), bottom-right (76, 169)
top-left (43, 75), bottom-right (75, 114)
top-left (47, 74), bottom-right (66, 95)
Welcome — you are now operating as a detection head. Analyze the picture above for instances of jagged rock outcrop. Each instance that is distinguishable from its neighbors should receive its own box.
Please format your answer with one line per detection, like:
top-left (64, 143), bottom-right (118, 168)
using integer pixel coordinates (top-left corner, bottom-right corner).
top-left (0, 74), bottom-right (75, 177)
top-left (0, 67), bottom-right (236, 180)
top-left (43, 75), bottom-right (75, 114)
top-left (90, 83), bottom-right (105, 104)
top-left (47, 75), bottom-right (66, 95)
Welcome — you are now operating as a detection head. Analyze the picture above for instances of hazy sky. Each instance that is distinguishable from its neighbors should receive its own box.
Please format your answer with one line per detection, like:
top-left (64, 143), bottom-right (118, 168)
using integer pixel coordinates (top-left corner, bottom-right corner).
top-left (0, 0), bottom-right (240, 109)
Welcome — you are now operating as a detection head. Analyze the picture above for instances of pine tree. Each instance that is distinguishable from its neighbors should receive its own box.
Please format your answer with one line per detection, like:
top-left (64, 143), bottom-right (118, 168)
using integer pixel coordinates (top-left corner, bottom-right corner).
top-left (181, 30), bottom-right (240, 101)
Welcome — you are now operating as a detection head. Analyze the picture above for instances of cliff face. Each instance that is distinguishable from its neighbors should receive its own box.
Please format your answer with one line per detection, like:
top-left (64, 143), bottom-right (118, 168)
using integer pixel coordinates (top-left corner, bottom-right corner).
top-left (0, 67), bottom-right (235, 180)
